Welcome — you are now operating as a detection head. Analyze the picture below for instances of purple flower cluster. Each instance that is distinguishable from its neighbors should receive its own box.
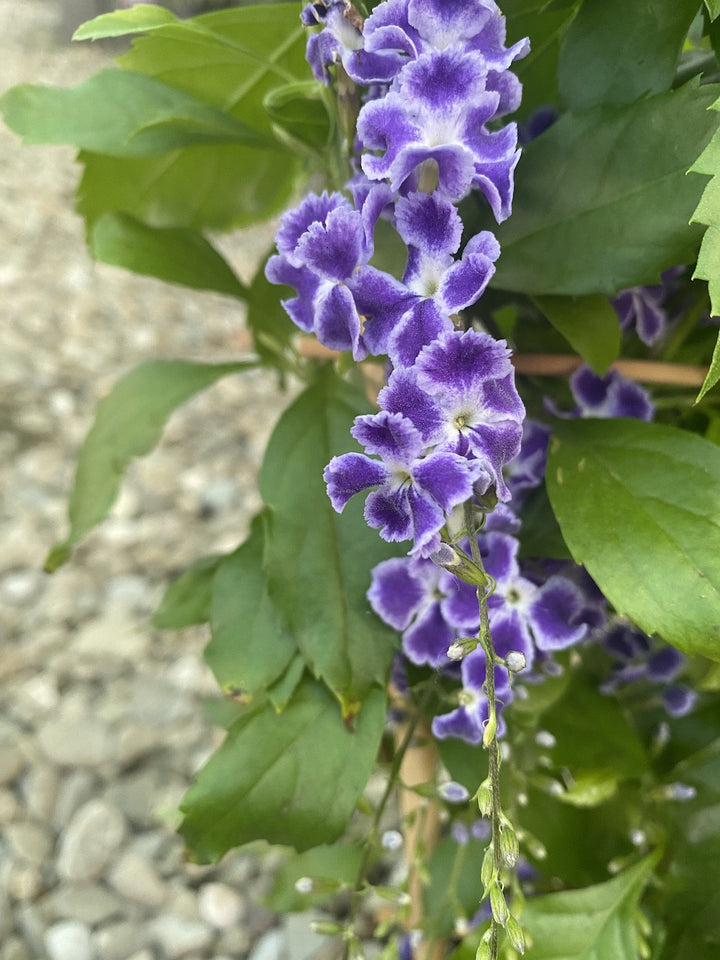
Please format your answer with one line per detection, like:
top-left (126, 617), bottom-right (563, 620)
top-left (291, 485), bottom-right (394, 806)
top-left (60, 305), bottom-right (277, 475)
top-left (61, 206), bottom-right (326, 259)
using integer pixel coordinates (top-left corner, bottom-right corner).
top-left (368, 528), bottom-right (593, 743)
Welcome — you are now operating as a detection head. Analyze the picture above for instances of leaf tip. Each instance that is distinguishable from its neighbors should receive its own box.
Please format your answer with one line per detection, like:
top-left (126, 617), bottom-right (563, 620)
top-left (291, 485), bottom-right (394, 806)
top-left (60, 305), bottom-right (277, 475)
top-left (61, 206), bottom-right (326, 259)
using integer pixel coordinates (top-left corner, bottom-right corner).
top-left (44, 542), bottom-right (72, 573)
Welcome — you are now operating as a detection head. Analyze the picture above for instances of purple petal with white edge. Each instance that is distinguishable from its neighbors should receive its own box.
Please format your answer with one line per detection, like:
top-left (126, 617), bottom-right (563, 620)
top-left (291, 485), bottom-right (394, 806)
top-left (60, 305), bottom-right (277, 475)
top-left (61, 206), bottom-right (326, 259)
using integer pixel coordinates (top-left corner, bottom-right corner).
top-left (570, 366), bottom-right (610, 410)
top-left (378, 368), bottom-right (445, 442)
top-left (483, 503), bottom-right (521, 534)
top-left (394, 192), bottom-right (462, 259)
top-left (663, 685), bottom-right (698, 718)
top-left (368, 557), bottom-right (427, 631)
top-left (295, 206), bottom-right (365, 282)
top-left (351, 267), bottom-right (412, 357)
top-left (392, 143), bottom-right (477, 202)
top-left (407, 0), bottom-right (493, 49)
top-left (305, 29), bottom-right (341, 85)
top-left (407, 486), bottom-right (446, 556)
top-left (480, 531), bottom-right (519, 584)
top-left (358, 183), bottom-right (396, 260)
top-left (351, 409), bottom-right (426, 461)
top-left (438, 233), bottom-right (499, 313)
top-left (473, 143), bottom-right (520, 223)
top-left (415, 329), bottom-right (513, 395)
top-left (315, 283), bottom-right (365, 358)
top-left (413, 452), bottom-right (482, 512)
top-left (402, 602), bottom-right (456, 667)
top-left (481, 371), bottom-right (527, 420)
top-left (606, 378), bottom-right (654, 421)
top-left (463, 651), bottom-right (512, 702)
top-left (358, 98), bottom-right (424, 182)
top-left (275, 191), bottom-right (348, 262)
top-left (466, 420), bottom-right (524, 479)
top-left (432, 703), bottom-right (484, 745)
top-left (441, 579), bottom-right (480, 633)
top-left (365, 487), bottom-right (414, 542)
top-left (400, 48), bottom-right (488, 114)
top-left (468, 16), bottom-right (530, 71)
top-left (324, 453), bottom-right (389, 512)
top-left (487, 608), bottom-right (534, 670)
top-left (486, 69), bottom-right (523, 119)
top-left (388, 299), bottom-right (454, 369)
top-left (264, 256), bottom-right (321, 333)
top-left (529, 576), bottom-right (589, 651)
top-left (648, 647), bottom-right (685, 683)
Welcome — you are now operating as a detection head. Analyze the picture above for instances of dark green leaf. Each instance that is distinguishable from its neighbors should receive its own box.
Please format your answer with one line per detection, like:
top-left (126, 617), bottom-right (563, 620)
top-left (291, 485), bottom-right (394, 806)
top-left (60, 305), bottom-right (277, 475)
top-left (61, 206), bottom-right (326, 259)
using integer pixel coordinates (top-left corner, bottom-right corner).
top-left (179, 678), bottom-right (387, 859)
top-left (267, 655), bottom-right (305, 711)
top-left (691, 97), bottom-right (720, 316)
top-left (518, 484), bottom-right (571, 560)
top-left (152, 554), bottom-right (222, 629)
top-left (533, 295), bottom-right (620, 373)
top-left (246, 252), bottom-right (297, 367)
top-left (73, 3), bottom-right (177, 39)
top-left (0, 69), bottom-right (271, 156)
top-left (265, 844), bottom-right (363, 912)
top-left (546, 418), bottom-right (720, 661)
top-left (423, 836), bottom-right (488, 939)
top-left (506, 2), bottom-right (577, 119)
top-left (521, 854), bottom-right (659, 959)
top-left (558, 0), bottom-right (699, 111)
top-left (45, 360), bottom-right (254, 571)
top-left (259, 367), bottom-right (401, 710)
top-left (206, 512), bottom-right (296, 697)
top-left (492, 83), bottom-right (719, 296)
top-left (696, 330), bottom-right (720, 402)
top-left (90, 213), bottom-right (248, 298)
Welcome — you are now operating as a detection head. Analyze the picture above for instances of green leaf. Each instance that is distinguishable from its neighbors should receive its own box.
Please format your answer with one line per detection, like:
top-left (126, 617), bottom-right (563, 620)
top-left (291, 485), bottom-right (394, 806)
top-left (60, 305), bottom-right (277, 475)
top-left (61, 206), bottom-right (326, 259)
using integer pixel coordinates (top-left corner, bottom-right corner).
top-left (265, 843), bottom-right (363, 912)
top-left (152, 554), bottom-right (222, 629)
top-left (690, 96), bottom-right (720, 316)
top-left (73, 3), bottom-right (178, 40)
top-left (706, 0), bottom-right (720, 22)
top-left (45, 360), bottom-right (254, 571)
top-left (423, 835), bottom-right (489, 939)
top-left (522, 854), bottom-right (659, 959)
top-left (259, 367), bottom-right (401, 710)
top-left (546, 418), bottom-right (720, 661)
top-left (206, 512), bottom-right (296, 697)
top-left (492, 82), bottom-right (719, 296)
top-left (89, 213), bottom-right (248, 298)
top-left (696, 330), bottom-right (720, 402)
top-left (505, 2), bottom-right (577, 119)
top-left (267, 655), bottom-right (305, 711)
top-left (0, 69), bottom-right (272, 156)
top-left (558, 0), bottom-right (699, 112)
top-left (263, 81), bottom-right (332, 152)
top-left (74, 4), bottom-right (310, 232)
top-left (179, 678), bottom-right (387, 859)
top-left (533, 295), bottom-right (621, 373)
top-left (246, 252), bottom-right (297, 367)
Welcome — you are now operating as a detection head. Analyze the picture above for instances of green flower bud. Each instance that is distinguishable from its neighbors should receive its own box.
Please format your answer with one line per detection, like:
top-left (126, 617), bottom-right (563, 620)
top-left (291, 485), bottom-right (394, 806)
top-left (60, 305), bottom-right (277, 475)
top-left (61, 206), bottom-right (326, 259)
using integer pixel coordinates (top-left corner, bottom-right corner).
top-left (481, 844), bottom-right (496, 889)
top-left (483, 711), bottom-right (497, 748)
top-left (309, 919), bottom-right (345, 936)
top-left (499, 824), bottom-right (519, 868)
top-left (506, 915), bottom-right (526, 955)
top-left (475, 930), bottom-right (492, 960)
top-left (475, 778), bottom-right (492, 817)
top-left (490, 884), bottom-right (509, 926)
top-left (447, 636), bottom-right (479, 661)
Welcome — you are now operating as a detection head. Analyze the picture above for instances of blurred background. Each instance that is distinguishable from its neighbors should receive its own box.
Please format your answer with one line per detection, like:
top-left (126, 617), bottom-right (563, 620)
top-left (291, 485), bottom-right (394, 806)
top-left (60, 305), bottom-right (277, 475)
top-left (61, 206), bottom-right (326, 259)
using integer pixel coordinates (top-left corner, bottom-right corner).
top-left (0, 2), bottom-right (329, 959)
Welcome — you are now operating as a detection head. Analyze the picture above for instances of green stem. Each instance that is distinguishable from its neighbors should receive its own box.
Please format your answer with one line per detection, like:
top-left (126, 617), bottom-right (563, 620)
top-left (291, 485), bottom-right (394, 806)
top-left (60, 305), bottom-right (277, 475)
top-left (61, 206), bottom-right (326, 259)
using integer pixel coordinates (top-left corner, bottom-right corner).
top-left (464, 501), bottom-right (503, 960)
top-left (342, 683), bottom-right (436, 959)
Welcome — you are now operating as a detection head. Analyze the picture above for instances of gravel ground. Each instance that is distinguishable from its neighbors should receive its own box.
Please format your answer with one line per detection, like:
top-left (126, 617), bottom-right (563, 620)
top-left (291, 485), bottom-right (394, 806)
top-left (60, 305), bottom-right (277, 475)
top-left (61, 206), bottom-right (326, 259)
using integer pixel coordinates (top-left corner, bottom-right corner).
top-left (0, 3), bottom-right (340, 958)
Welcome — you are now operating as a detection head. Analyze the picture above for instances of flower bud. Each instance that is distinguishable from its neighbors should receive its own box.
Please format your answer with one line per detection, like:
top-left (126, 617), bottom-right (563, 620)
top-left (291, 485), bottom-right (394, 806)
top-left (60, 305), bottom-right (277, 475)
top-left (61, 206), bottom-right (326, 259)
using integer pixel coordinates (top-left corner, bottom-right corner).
top-left (295, 876), bottom-right (344, 895)
top-left (447, 637), bottom-right (479, 661)
top-left (499, 824), bottom-right (519, 867)
top-left (490, 883), bottom-right (509, 926)
top-left (438, 781), bottom-right (470, 804)
top-left (505, 650), bottom-right (527, 673)
top-left (309, 919), bottom-right (345, 935)
top-left (483, 712), bottom-right (497, 748)
top-left (480, 844), bottom-right (496, 889)
top-left (475, 930), bottom-right (492, 960)
top-left (372, 885), bottom-right (411, 905)
top-left (381, 829), bottom-right (403, 851)
top-left (506, 915), bottom-right (526, 955)
top-left (430, 543), bottom-right (490, 588)
top-left (475, 779), bottom-right (492, 817)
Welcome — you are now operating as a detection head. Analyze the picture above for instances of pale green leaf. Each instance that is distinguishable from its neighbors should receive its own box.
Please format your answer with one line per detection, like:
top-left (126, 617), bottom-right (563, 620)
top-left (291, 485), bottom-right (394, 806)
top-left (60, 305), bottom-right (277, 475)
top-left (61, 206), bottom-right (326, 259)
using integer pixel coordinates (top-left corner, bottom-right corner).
top-left (546, 419), bottom-right (720, 661)
top-left (533, 295), bottom-right (621, 373)
top-left (46, 360), bottom-right (254, 571)
top-left (152, 554), bottom-right (222, 629)
top-left (696, 330), bottom-right (720, 403)
top-left (73, 3), bottom-right (177, 40)
top-left (706, 0), bottom-right (720, 22)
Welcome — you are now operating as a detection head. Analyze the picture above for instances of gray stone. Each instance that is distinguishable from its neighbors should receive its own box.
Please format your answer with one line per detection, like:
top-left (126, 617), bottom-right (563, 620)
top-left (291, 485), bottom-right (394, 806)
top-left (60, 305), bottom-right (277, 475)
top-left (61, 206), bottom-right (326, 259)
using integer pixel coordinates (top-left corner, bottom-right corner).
top-left (104, 769), bottom-right (164, 828)
top-left (5, 861), bottom-right (43, 902)
top-left (0, 937), bottom-right (29, 960)
top-left (22, 764), bottom-right (61, 820)
top-left (148, 914), bottom-right (214, 958)
top-left (5, 820), bottom-right (53, 866)
top-left (107, 851), bottom-right (167, 908)
top-left (72, 608), bottom-right (149, 662)
top-left (43, 882), bottom-right (124, 925)
top-left (197, 882), bottom-right (244, 929)
top-left (45, 920), bottom-right (93, 960)
top-left (16, 903), bottom-right (46, 956)
top-left (0, 788), bottom-right (19, 824)
top-left (38, 719), bottom-right (111, 768)
top-left (10, 673), bottom-right (60, 724)
top-left (217, 926), bottom-right (253, 956)
top-left (247, 928), bottom-right (289, 960)
top-left (91, 920), bottom-right (146, 960)
top-left (56, 799), bottom-right (126, 880)
top-left (53, 770), bottom-right (97, 829)
top-left (0, 744), bottom-right (23, 786)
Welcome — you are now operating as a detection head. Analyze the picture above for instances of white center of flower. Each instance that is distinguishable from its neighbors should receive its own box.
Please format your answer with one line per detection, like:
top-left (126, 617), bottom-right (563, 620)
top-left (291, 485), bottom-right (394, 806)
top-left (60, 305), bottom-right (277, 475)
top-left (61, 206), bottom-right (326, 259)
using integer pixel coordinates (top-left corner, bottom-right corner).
top-left (458, 688), bottom-right (477, 708)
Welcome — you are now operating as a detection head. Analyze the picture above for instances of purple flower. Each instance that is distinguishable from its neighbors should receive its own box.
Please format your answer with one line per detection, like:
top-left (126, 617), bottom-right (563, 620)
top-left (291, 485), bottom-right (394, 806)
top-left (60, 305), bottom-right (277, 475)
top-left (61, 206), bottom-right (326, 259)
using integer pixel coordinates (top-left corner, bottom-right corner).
top-left (325, 410), bottom-right (484, 556)
top-left (432, 650), bottom-right (511, 744)
top-left (266, 187), bottom-right (400, 359)
top-left (548, 365), bottom-right (654, 422)
top-left (504, 419), bottom-right (551, 503)
top-left (612, 267), bottom-right (685, 347)
top-left (378, 329), bottom-right (525, 502)
top-left (302, 1), bottom-right (363, 84)
top-left (361, 192), bottom-right (500, 365)
top-left (357, 47), bottom-right (520, 217)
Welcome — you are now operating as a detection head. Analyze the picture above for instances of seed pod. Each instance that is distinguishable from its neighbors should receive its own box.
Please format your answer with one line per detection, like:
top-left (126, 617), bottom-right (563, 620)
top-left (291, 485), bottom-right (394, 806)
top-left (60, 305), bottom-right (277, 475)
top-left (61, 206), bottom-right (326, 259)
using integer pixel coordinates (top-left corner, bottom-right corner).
top-left (475, 779), bottom-right (492, 817)
top-left (490, 884), bottom-right (509, 926)
top-left (481, 844), bottom-right (496, 889)
top-left (475, 930), bottom-right (492, 960)
top-left (499, 824), bottom-right (519, 867)
top-left (308, 919), bottom-right (345, 935)
top-left (506, 915), bottom-right (526, 954)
